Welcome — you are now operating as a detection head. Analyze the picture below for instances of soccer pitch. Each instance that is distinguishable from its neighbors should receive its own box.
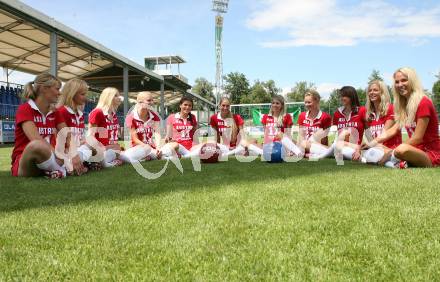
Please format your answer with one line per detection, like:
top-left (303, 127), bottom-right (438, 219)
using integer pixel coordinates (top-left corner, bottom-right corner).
top-left (1, 146), bottom-right (440, 280)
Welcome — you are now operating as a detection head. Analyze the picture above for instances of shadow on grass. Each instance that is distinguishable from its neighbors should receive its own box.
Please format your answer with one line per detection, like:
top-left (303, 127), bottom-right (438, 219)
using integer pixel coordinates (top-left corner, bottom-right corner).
top-left (0, 158), bottom-right (380, 213)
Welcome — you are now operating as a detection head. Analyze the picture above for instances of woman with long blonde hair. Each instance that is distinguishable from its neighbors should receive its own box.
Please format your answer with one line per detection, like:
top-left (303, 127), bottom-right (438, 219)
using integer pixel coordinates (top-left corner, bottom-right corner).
top-left (88, 87), bottom-right (123, 167)
top-left (260, 95), bottom-right (302, 160)
top-left (11, 73), bottom-right (66, 178)
top-left (361, 80), bottom-right (403, 164)
top-left (369, 67), bottom-right (440, 167)
top-left (55, 78), bottom-right (92, 175)
top-left (119, 92), bottom-right (162, 163)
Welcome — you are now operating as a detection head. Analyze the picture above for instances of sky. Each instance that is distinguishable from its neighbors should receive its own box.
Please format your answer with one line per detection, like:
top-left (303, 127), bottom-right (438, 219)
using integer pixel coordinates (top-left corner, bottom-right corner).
top-left (3, 0), bottom-right (440, 99)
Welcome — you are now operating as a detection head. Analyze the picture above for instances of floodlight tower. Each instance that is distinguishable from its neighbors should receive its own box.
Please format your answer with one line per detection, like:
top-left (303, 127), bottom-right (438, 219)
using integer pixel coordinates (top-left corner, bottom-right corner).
top-left (212, 0), bottom-right (229, 107)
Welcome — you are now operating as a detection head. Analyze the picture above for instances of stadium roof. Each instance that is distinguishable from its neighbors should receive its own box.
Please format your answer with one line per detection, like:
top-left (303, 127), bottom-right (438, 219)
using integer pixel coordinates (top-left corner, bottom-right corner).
top-left (145, 55), bottom-right (186, 65)
top-left (0, 0), bottom-right (215, 108)
top-left (0, 0), bottom-right (162, 83)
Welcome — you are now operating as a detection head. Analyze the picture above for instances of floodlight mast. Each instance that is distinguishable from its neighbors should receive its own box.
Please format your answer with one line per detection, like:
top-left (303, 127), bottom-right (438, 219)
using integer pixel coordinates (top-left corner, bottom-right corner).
top-left (212, 0), bottom-right (229, 107)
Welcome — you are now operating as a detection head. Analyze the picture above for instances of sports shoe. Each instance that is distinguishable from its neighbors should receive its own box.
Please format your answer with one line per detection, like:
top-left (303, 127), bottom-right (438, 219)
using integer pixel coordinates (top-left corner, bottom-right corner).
top-left (85, 162), bottom-right (102, 171)
top-left (44, 170), bottom-right (66, 179)
top-left (112, 159), bottom-right (123, 167)
top-left (384, 160), bottom-right (408, 169)
top-left (398, 160), bottom-right (408, 169)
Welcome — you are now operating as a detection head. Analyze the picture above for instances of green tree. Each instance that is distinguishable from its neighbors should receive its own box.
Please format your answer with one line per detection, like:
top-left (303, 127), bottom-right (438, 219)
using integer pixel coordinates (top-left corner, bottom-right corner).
top-left (322, 89), bottom-right (340, 115)
top-left (192, 77), bottom-right (214, 103)
top-left (368, 69), bottom-right (384, 82)
top-left (223, 72), bottom-right (251, 104)
top-left (433, 73), bottom-right (440, 109)
top-left (262, 80), bottom-right (281, 97)
top-left (286, 81), bottom-right (316, 102)
top-left (357, 87), bottom-right (367, 106)
top-left (241, 80), bottom-right (272, 104)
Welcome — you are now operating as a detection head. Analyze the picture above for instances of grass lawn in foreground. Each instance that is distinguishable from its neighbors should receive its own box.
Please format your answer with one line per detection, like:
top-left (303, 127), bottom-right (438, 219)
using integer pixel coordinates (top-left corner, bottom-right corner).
top-left (1, 146), bottom-right (440, 280)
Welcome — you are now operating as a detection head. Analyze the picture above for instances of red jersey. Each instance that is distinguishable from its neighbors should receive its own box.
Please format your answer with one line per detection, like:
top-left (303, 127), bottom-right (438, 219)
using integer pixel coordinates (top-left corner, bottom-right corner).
top-left (297, 110), bottom-right (332, 144)
top-left (55, 106), bottom-right (85, 146)
top-left (210, 113), bottom-right (244, 148)
top-left (88, 108), bottom-right (119, 146)
top-left (167, 113), bottom-right (197, 150)
top-left (333, 106), bottom-right (367, 145)
top-left (126, 110), bottom-right (160, 148)
top-left (261, 113), bottom-right (293, 143)
top-left (11, 100), bottom-right (58, 166)
top-left (366, 104), bottom-right (402, 149)
top-left (405, 96), bottom-right (440, 151)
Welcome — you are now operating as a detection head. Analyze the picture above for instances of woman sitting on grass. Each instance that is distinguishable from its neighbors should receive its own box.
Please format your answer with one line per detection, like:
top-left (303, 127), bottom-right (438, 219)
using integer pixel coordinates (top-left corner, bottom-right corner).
top-left (314, 86), bottom-right (368, 161)
top-left (120, 92), bottom-right (162, 163)
top-left (55, 78), bottom-right (92, 176)
top-left (11, 73), bottom-right (66, 178)
top-left (366, 67), bottom-right (440, 168)
top-left (209, 97), bottom-right (254, 157)
top-left (297, 90), bottom-right (332, 158)
top-left (260, 95), bottom-right (303, 160)
top-left (361, 80), bottom-right (402, 165)
top-left (88, 87), bottom-right (123, 168)
top-left (160, 96), bottom-right (199, 159)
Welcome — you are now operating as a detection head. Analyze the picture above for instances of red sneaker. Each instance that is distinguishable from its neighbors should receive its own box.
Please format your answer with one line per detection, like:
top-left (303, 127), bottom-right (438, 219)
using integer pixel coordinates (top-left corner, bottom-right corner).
top-left (398, 161), bottom-right (408, 169)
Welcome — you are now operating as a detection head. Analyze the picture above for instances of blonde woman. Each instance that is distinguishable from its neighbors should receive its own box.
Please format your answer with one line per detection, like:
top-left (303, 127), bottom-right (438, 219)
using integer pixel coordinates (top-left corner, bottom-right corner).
top-left (260, 95), bottom-right (302, 160)
top-left (11, 73), bottom-right (66, 178)
top-left (297, 90), bottom-right (332, 157)
top-left (370, 68), bottom-right (440, 167)
top-left (88, 87), bottom-right (123, 167)
top-left (119, 92), bottom-right (162, 163)
top-left (55, 78), bottom-right (92, 175)
top-left (361, 80), bottom-right (403, 164)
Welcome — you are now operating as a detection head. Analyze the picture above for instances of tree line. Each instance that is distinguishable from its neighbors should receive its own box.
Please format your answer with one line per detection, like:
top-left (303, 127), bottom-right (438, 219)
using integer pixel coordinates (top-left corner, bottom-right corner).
top-left (191, 70), bottom-right (440, 115)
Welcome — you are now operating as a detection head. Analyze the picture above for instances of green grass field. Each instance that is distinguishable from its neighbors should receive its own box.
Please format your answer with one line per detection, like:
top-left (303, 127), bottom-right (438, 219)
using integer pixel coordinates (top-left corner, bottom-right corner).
top-left (1, 145), bottom-right (440, 280)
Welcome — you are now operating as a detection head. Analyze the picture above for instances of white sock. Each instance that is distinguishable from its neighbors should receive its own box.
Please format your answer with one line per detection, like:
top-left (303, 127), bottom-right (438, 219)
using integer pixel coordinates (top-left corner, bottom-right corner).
top-left (313, 142), bottom-right (335, 159)
top-left (364, 147), bottom-right (385, 164)
top-left (281, 136), bottom-right (302, 156)
top-left (120, 146), bottom-right (150, 163)
top-left (217, 144), bottom-right (230, 155)
top-left (310, 143), bottom-right (329, 156)
top-left (104, 149), bottom-right (117, 163)
top-left (160, 144), bottom-right (175, 158)
top-left (384, 161), bottom-right (398, 168)
top-left (177, 144), bottom-right (190, 157)
top-left (77, 144), bottom-right (92, 162)
top-left (101, 149), bottom-right (118, 167)
top-left (36, 152), bottom-right (66, 176)
top-left (341, 146), bottom-right (355, 160)
top-left (248, 144), bottom-right (263, 156)
top-left (181, 147), bottom-right (201, 159)
top-left (228, 144), bottom-right (245, 156)
top-left (390, 151), bottom-right (400, 163)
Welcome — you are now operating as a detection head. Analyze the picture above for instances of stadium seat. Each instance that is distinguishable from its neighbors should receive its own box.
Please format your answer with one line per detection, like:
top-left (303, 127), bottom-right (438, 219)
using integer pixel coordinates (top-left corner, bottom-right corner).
top-left (0, 93), bottom-right (7, 118)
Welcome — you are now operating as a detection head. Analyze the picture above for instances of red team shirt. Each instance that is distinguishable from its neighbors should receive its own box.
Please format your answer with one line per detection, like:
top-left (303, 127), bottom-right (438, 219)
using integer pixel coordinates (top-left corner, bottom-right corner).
top-left (55, 106), bottom-right (85, 146)
top-left (366, 104), bottom-right (402, 149)
top-left (210, 113), bottom-right (244, 148)
top-left (297, 111), bottom-right (332, 145)
top-left (126, 110), bottom-right (160, 148)
top-left (88, 108), bottom-right (120, 147)
top-left (333, 106), bottom-right (367, 145)
top-left (167, 113), bottom-right (197, 150)
top-left (405, 96), bottom-right (440, 166)
top-left (11, 100), bottom-right (58, 176)
top-left (261, 113), bottom-right (293, 143)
